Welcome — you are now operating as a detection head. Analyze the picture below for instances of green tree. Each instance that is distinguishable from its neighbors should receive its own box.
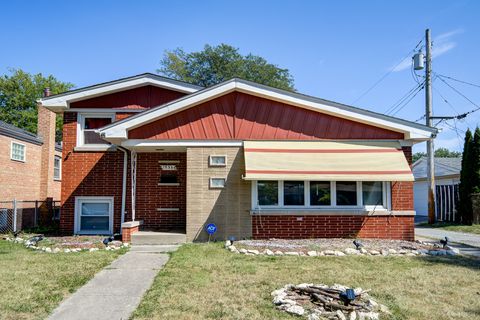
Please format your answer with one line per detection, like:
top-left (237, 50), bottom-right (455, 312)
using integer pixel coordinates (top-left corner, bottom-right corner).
top-left (158, 44), bottom-right (295, 91)
top-left (412, 147), bottom-right (461, 163)
top-left (459, 129), bottom-right (473, 223)
top-left (472, 127), bottom-right (480, 194)
top-left (0, 69), bottom-right (74, 141)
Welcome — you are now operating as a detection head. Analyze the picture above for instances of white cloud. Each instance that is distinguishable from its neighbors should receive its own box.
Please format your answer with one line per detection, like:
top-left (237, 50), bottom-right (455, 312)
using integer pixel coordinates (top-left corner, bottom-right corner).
top-left (390, 29), bottom-right (463, 72)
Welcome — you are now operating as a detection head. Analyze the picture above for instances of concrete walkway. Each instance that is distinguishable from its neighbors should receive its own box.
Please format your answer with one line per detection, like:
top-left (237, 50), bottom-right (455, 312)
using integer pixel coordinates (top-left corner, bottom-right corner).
top-left (415, 227), bottom-right (480, 258)
top-left (48, 245), bottom-right (178, 320)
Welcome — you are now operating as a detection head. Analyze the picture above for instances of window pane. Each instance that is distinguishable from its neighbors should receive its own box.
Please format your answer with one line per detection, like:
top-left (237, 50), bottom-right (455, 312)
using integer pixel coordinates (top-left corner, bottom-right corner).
top-left (84, 117), bottom-right (112, 129)
top-left (54, 156), bottom-right (61, 179)
top-left (210, 156), bottom-right (226, 166)
top-left (81, 202), bottom-right (109, 216)
top-left (336, 181), bottom-right (357, 206)
top-left (258, 181), bottom-right (278, 206)
top-left (310, 181), bottom-right (331, 206)
top-left (12, 143), bottom-right (25, 161)
top-left (84, 131), bottom-right (109, 144)
top-left (80, 216), bottom-right (109, 231)
top-left (210, 178), bottom-right (226, 188)
top-left (362, 182), bottom-right (383, 206)
top-left (160, 173), bottom-right (178, 184)
top-left (284, 181), bottom-right (304, 206)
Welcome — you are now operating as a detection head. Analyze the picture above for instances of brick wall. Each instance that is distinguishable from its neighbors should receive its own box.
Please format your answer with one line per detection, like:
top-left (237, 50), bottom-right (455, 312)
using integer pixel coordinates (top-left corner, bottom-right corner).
top-left (252, 215), bottom-right (414, 240)
top-left (37, 106), bottom-right (57, 199)
top-left (135, 152), bottom-right (186, 231)
top-left (0, 135), bottom-right (42, 201)
top-left (60, 112), bottom-right (126, 234)
top-left (186, 147), bottom-right (251, 241)
top-left (391, 146), bottom-right (414, 211)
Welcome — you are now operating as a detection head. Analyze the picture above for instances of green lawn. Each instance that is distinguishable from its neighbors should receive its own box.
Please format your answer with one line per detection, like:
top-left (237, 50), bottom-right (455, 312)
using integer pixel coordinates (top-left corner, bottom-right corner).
top-left (133, 243), bottom-right (480, 320)
top-left (0, 240), bottom-right (125, 320)
top-left (419, 223), bottom-right (480, 235)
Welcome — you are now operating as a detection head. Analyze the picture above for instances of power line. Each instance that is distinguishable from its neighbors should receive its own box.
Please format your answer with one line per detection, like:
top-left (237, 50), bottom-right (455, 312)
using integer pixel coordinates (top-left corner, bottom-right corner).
top-left (436, 74), bottom-right (480, 89)
top-left (385, 81), bottom-right (424, 115)
top-left (436, 75), bottom-right (480, 110)
top-left (352, 38), bottom-right (423, 104)
top-left (391, 83), bottom-right (425, 116)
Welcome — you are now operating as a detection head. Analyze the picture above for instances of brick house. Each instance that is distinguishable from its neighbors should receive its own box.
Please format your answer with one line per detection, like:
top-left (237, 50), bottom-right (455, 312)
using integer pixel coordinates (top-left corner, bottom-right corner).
top-left (39, 73), bottom-right (436, 242)
top-left (0, 107), bottom-right (62, 229)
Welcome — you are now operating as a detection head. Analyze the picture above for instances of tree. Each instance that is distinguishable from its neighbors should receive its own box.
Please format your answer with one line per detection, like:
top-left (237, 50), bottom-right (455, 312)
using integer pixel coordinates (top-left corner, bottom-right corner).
top-left (158, 44), bottom-right (295, 91)
top-left (472, 127), bottom-right (480, 194)
top-left (412, 147), bottom-right (461, 163)
top-left (0, 69), bottom-right (74, 141)
top-left (459, 129), bottom-right (474, 224)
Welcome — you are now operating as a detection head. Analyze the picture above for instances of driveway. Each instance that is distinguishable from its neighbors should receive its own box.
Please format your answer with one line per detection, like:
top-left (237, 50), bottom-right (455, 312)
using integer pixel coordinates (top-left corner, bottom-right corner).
top-left (415, 227), bottom-right (480, 258)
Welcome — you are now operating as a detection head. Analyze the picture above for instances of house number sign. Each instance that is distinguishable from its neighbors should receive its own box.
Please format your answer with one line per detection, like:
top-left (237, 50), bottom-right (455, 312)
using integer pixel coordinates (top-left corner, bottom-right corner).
top-left (160, 165), bottom-right (177, 171)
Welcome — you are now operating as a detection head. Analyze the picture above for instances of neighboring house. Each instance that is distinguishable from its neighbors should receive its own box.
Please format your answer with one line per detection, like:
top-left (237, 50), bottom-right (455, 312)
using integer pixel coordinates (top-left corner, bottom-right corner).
top-left (413, 157), bottom-right (461, 221)
top-left (39, 73), bottom-right (436, 242)
top-left (0, 107), bottom-right (62, 229)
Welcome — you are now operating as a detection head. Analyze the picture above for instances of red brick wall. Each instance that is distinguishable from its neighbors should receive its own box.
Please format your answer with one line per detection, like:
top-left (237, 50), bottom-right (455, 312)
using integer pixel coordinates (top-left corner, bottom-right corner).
top-left (61, 112), bottom-right (126, 234)
top-left (135, 152), bottom-right (186, 231)
top-left (252, 215), bottom-right (414, 240)
top-left (391, 146), bottom-right (414, 211)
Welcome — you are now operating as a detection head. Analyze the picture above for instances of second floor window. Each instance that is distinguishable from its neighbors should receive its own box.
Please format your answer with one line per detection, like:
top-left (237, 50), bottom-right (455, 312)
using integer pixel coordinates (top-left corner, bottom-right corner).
top-left (78, 114), bottom-right (114, 146)
top-left (54, 155), bottom-right (61, 180)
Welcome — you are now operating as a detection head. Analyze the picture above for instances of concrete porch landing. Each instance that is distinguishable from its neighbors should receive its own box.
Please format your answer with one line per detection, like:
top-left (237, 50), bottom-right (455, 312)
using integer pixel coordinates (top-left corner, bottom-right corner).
top-left (131, 231), bottom-right (187, 245)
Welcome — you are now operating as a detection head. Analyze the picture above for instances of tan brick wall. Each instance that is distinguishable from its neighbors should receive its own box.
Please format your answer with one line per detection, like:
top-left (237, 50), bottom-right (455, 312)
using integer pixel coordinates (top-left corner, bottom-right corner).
top-left (186, 147), bottom-right (251, 242)
top-left (37, 106), bottom-right (57, 199)
top-left (51, 149), bottom-right (62, 200)
top-left (0, 135), bottom-right (42, 201)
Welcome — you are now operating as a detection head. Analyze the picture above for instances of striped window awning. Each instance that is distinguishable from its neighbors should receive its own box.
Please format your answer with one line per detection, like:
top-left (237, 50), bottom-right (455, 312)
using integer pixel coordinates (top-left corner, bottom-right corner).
top-left (243, 141), bottom-right (414, 181)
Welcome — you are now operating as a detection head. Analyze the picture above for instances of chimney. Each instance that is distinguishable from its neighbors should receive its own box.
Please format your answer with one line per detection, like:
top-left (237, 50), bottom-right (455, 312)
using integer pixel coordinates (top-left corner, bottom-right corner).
top-left (38, 90), bottom-right (57, 200)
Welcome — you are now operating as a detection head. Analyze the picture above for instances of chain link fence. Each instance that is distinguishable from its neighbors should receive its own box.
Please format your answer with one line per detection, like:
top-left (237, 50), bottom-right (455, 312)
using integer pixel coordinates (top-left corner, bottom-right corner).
top-left (0, 199), bottom-right (60, 234)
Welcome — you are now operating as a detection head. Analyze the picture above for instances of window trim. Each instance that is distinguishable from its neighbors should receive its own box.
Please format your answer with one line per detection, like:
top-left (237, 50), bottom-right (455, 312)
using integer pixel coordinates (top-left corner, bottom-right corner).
top-left (74, 196), bottom-right (114, 235)
top-left (209, 155), bottom-right (227, 167)
top-left (10, 141), bottom-right (26, 162)
top-left (53, 155), bottom-right (62, 181)
top-left (209, 177), bottom-right (226, 189)
top-left (252, 180), bottom-right (390, 211)
top-left (76, 113), bottom-right (115, 148)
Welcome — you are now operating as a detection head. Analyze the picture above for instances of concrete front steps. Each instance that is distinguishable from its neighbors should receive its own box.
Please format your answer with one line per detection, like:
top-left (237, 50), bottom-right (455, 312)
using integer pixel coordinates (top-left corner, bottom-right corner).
top-left (131, 231), bottom-right (186, 245)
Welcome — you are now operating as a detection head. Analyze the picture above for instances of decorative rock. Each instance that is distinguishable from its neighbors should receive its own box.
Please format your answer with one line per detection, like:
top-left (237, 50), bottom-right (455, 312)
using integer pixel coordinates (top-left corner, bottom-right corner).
top-left (418, 249), bottom-right (429, 255)
top-left (337, 310), bottom-right (347, 320)
top-left (446, 248), bottom-right (460, 256)
top-left (367, 299), bottom-right (378, 308)
top-left (265, 249), bottom-right (274, 256)
top-left (105, 246), bottom-right (111, 251)
top-left (247, 249), bottom-right (259, 255)
top-left (53, 248), bottom-right (61, 253)
top-left (318, 251), bottom-right (325, 256)
top-left (89, 248), bottom-right (99, 252)
top-left (308, 314), bottom-right (320, 320)
top-left (334, 251), bottom-right (346, 256)
top-left (388, 248), bottom-right (397, 254)
top-left (271, 288), bottom-right (286, 297)
top-left (307, 250), bottom-right (318, 257)
top-left (239, 248), bottom-right (248, 254)
top-left (228, 245), bottom-right (237, 252)
top-left (358, 311), bottom-right (379, 320)
top-left (398, 249), bottom-right (407, 254)
top-left (64, 249), bottom-right (71, 253)
top-left (353, 287), bottom-right (363, 296)
top-left (285, 305), bottom-right (304, 316)
top-left (344, 248), bottom-right (359, 255)
top-left (275, 251), bottom-right (284, 256)
top-left (284, 251), bottom-right (300, 256)
top-left (45, 247), bottom-right (52, 253)
top-left (349, 311), bottom-right (357, 320)
top-left (225, 240), bottom-right (232, 247)
top-left (369, 250), bottom-right (380, 255)
top-left (324, 250), bottom-right (335, 255)
top-left (380, 249), bottom-right (389, 256)
top-left (122, 243), bottom-right (129, 247)
top-left (360, 248), bottom-right (368, 254)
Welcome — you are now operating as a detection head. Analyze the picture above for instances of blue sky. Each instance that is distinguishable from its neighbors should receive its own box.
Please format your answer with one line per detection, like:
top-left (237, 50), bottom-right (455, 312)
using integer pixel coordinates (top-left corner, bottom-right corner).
top-left (1, 0), bottom-right (479, 153)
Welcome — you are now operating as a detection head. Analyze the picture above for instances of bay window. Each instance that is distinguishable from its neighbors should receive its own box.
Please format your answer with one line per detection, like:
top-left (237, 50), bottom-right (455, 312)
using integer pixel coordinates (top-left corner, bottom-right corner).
top-left (253, 180), bottom-right (389, 210)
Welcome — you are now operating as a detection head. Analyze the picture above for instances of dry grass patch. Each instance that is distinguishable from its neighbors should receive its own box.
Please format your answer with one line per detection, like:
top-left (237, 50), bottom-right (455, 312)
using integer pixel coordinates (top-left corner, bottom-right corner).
top-left (0, 240), bottom-right (125, 320)
top-left (133, 243), bottom-right (480, 320)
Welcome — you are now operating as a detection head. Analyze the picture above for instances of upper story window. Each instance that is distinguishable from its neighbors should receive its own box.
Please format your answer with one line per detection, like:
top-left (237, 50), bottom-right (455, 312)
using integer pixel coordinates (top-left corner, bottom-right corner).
top-left (11, 142), bottom-right (26, 162)
top-left (54, 155), bottom-right (61, 180)
top-left (209, 155), bottom-right (227, 167)
top-left (77, 114), bottom-right (114, 147)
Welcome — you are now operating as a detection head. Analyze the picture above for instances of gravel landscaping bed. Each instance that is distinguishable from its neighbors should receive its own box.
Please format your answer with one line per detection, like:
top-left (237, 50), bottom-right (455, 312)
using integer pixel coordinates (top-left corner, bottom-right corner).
top-left (227, 238), bottom-right (460, 257)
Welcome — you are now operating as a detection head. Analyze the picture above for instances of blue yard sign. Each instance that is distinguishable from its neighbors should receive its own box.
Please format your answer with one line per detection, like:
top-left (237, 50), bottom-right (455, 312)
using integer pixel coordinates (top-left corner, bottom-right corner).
top-left (206, 223), bottom-right (217, 235)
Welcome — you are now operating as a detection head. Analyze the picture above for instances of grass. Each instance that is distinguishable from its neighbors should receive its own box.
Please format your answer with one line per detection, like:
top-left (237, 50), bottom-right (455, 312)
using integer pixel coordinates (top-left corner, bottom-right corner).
top-left (133, 243), bottom-right (480, 320)
top-left (419, 223), bottom-right (480, 235)
top-left (0, 240), bottom-right (125, 320)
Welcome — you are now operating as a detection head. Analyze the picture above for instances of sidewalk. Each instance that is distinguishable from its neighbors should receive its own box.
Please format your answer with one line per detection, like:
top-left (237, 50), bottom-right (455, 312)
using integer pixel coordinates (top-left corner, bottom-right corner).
top-left (415, 227), bottom-right (480, 258)
top-left (48, 245), bottom-right (178, 320)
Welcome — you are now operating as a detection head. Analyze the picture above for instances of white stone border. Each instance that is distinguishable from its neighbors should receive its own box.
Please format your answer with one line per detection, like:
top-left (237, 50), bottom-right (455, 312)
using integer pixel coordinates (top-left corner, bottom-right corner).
top-left (3, 236), bottom-right (129, 253)
top-left (224, 240), bottom-right (460, 257)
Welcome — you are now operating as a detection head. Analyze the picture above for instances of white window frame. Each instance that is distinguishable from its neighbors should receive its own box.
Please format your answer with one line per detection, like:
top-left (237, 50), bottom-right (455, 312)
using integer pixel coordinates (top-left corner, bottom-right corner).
top-left (209, 155), bottom-right (227, 167)
top-left (76, 113), bottom-right (115, 148)
top-left (10, 141), bottom-right (26, 162)
top-left (74, 196), bottom-right (114, 235)
top-left (252, 180), bottom-right (390, 211)
top-left (53, 155), bottom-right (61, 181)
top-left (209, 177), bottom-right (226, 189)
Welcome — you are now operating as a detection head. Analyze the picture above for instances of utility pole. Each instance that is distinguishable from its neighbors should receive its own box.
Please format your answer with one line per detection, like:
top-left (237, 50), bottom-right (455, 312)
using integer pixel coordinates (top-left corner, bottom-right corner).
top-left (425, 29), bottom-right (436, 224)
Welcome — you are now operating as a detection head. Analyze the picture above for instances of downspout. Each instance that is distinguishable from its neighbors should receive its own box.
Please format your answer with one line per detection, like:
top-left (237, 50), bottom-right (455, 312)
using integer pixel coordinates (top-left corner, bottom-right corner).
top-left (117, 146), bottom-right (128, 234)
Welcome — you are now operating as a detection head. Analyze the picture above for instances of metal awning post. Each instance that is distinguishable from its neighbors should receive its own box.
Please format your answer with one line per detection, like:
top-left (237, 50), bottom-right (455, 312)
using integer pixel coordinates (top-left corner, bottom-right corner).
top-left (131, 150), bottom-right (137, 221)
